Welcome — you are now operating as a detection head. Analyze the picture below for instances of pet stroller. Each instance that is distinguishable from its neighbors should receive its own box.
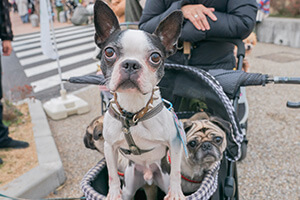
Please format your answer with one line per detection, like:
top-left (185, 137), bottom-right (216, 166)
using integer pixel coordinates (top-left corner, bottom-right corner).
top-left (64, 36), bottom-right (300, 199)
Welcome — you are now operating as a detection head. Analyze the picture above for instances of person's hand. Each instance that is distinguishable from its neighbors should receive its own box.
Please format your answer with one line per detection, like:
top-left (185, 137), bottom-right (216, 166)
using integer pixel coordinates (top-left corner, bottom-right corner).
top-left (2, 40), bottom-right (12, 56)
top-left (181, 4), bottom-right (217, 31)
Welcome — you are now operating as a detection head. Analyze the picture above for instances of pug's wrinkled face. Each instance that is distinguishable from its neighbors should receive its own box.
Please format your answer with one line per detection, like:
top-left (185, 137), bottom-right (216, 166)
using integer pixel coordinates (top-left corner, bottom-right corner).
top-left (184, 119), bottom-right (227, 169)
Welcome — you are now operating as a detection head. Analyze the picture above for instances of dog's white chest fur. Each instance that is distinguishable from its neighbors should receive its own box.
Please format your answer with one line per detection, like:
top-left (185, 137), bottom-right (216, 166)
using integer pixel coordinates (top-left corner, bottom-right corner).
top-left (103, 102), bottom-right (177, 165)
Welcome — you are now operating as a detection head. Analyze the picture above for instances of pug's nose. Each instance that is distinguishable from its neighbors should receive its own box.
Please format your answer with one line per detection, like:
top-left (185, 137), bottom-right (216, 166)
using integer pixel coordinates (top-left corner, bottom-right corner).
top-left (122, 60), bottom-right (141, 74)
top-left (201, 142), bottom-right (212, 151)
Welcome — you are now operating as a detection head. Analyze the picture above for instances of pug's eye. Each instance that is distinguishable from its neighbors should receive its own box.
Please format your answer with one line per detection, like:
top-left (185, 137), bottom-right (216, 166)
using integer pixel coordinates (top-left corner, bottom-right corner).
top-left (104, 47), bottom-right (116, 58)
top-left (214, 136), bottom-right (223, 145)
top-left (187, 140), bottom-right (197, 148)
top-left (149, 53), bottom-right (161, 64)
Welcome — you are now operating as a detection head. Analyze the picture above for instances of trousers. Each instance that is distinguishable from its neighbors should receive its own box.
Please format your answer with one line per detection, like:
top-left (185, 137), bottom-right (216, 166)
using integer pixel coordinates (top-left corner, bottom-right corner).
top-left (0, 54), bottom-right (11, 146)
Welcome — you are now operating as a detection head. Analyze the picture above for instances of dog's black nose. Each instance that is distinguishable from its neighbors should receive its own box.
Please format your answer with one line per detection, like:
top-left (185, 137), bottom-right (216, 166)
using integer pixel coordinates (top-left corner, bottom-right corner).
top-left (201, 142), bottom-right (212, 151)
top-left (122, 60), bottom-right (141, 73)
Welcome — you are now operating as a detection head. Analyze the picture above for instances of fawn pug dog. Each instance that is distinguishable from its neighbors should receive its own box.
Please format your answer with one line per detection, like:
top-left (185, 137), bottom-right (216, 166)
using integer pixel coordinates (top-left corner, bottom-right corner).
top-left (179, 113), bottom-right (229, 194)
top-left (93, 1), bottom-right (184, 199)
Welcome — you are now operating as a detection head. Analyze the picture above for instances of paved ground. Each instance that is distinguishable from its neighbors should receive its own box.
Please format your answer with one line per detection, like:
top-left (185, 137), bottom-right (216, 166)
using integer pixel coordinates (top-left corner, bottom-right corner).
top-left (10, 11), bottom-right (71, 36)
top-left (2, 11), bottom-right (97, 102)
top-left (44, 41), bottom-right (300, 199)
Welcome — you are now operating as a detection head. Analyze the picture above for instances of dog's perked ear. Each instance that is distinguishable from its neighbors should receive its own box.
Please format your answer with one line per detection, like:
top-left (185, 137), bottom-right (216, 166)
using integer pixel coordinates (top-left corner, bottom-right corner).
top-left (154, 11), bottom-right (183, 57)
top-left (94, 0), bottom-right (120, 48)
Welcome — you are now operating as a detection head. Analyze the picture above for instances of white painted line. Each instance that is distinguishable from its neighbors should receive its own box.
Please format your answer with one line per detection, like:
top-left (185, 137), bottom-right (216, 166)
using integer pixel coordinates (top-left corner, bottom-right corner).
top-left (31, 62), bottom-right (98, 93)
top-left (13, 31), bottom-right (95, 51)
top-left (20, 43), bottom-right (95, 66)
top-left (24, 51), bottom-right (94, 77)
top-left (13, 25), bottom-right (91, 41)
top-left (15, 37), bottom-right (94, 58)
top-left (13, 27), bottom-right (94, 46)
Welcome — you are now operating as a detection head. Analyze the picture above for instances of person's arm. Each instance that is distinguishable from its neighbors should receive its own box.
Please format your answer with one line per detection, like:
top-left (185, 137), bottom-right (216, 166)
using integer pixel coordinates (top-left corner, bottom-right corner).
top-left (181, 0), bottom-right (257, 42)
top-left (0, 0), bottom-right (13, 41)
top-left (205, 0), bottom-right (257, 40)
top-left (139, 0), bottom-right (183, 34)
top-left (111, 0), bottom-right (125, 19)
top-left (0, 0), bottom-right (13, 56)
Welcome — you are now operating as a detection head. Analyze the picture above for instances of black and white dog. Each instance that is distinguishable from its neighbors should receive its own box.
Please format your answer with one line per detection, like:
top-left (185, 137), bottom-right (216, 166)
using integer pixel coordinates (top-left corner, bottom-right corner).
top-left (94, 1), bottom-right (184, 199)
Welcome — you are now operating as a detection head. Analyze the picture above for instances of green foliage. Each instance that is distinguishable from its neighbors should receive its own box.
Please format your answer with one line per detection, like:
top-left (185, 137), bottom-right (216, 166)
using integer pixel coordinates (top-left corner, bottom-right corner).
top-left (271, 0), bottom-right (300, 18)
top-left (2, 99), bottom-right (23, 126)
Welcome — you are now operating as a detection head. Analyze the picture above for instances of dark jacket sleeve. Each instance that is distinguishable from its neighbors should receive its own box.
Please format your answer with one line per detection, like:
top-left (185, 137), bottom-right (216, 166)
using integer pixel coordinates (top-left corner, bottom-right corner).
top-left (0, 0), bottom-right (14, 41)
top-left (140, 0), bottom-right (257, 43)
top-left (204, 0), bottom-right (257, 40)
top-left (139, 0), bottom-right (183, 34)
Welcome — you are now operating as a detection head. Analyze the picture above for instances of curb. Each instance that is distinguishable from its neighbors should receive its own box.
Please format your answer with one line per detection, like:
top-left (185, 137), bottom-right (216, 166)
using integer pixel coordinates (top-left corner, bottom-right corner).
top-left (0, 99), bottom-right (66, 198)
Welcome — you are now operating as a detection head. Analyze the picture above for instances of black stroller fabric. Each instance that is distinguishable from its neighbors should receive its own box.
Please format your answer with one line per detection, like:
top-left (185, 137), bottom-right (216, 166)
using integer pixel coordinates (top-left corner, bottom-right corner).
top-left (208, 69), bottom-right (268, 99)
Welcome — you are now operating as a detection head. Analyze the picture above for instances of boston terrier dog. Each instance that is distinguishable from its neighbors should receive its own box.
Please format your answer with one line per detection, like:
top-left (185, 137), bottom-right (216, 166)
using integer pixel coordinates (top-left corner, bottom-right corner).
top-left (93, 1), bottom-right (184, 199)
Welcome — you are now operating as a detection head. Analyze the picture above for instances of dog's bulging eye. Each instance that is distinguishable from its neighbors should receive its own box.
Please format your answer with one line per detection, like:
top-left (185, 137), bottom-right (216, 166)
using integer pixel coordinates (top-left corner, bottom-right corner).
top-left (104, 47), bottom-right (115, 58)
top-left (214, 136), bottom-right (223, 144)
top-left (188, 140), bottom-right (197, 148)
top-left (149, 53), bottom-right (161, 64)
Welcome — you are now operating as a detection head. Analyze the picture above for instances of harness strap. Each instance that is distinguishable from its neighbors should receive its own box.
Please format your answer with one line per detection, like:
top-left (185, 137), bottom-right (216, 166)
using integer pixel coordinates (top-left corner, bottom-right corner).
top-left (108, 102), bottom-right (164, 155)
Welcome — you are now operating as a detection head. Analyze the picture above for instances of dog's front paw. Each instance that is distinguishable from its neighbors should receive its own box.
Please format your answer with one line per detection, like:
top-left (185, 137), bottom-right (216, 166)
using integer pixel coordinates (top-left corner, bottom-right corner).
top-left (164, 189), bottom-right (185, 200)
top-left (106, 189), bottom-right (122, 200)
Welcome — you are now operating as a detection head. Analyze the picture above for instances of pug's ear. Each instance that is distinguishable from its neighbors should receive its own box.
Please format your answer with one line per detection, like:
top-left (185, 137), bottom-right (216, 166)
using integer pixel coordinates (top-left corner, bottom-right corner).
top-left (210, 117), bottom-right (232, 134)
top-left (183, 121), bottom-right (194, 134)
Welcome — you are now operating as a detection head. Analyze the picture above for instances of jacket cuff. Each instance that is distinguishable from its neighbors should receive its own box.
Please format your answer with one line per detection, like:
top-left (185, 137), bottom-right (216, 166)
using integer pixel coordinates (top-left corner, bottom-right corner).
top-left (180, 0), bottom-right (191, 8)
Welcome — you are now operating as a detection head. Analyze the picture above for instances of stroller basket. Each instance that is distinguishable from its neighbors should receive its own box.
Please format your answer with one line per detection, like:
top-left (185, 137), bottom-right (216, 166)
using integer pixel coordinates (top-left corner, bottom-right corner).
top-left (81, 159), bottom-right (220, 200)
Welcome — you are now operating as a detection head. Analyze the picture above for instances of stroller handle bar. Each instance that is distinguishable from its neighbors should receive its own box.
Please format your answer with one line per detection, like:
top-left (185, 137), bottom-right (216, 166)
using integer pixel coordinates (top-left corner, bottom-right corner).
top-left (268, 76), bottom-right (300, 84)
top-left (287, 101), bottom-right (300, 108)
top-left (266, 76), bottom-right (300, 109)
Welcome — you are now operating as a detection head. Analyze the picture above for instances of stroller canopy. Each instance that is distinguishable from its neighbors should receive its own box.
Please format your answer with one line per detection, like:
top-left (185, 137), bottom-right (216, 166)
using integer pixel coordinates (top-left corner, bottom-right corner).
top-left (160, 63), bottom-right (245, 161)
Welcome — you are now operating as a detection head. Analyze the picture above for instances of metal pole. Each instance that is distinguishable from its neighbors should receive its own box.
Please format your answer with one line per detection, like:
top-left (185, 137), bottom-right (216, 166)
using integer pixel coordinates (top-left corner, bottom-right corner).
top-left (46, 0), bottom-right (67, 99)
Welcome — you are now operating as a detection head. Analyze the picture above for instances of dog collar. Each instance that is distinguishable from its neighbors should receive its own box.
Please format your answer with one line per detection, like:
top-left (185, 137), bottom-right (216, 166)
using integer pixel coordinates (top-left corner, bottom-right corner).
top-left (167, 152), bottom-right (202, 184)
top-left (112, 88), bottom-right (157, 123)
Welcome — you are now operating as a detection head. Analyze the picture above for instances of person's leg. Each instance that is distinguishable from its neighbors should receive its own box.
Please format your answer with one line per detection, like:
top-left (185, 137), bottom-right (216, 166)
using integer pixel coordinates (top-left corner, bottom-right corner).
top-left (25, 13), bottom-right (29, 23)
top-left (56, 6), bottom-right (63, 21)
top-left (20, 15), bottom-right (25, 23)
top-left (0, 55), bottom-right (11, 145)
top-left (0, 56), bottom-right (29, 149)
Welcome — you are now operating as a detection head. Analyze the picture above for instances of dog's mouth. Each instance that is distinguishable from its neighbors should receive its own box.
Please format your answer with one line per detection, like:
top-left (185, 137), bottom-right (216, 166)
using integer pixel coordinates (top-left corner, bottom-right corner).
top-left (202, 153), bottom-right (218, 163)
top-left (115, 78), bottom-right (142, 93)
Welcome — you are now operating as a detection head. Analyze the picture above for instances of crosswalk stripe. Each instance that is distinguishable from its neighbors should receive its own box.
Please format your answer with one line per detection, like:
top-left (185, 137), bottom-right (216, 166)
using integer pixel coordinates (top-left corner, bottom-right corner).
top-left (24, 51), bottom-right (95, 77)
top-left (13, 25), bottom-right (91, 41)
top-left (31, 62), bottom-right (98, 93)
top-left (20, 43), bottom-right (96, 66)
top-left (13, 26), bottom-right (95, 47)
top-left (15, 37), bottom-right (94, 58)
top-left (14, 24), bottom-right (99, 95)
top-left (13, 31), bottom-right (94, 51)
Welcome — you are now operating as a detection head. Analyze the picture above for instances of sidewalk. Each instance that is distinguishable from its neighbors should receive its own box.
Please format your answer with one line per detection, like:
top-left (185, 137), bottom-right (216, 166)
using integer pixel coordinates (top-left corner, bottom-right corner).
top-left (10, 11), bottom-right (72, 36)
